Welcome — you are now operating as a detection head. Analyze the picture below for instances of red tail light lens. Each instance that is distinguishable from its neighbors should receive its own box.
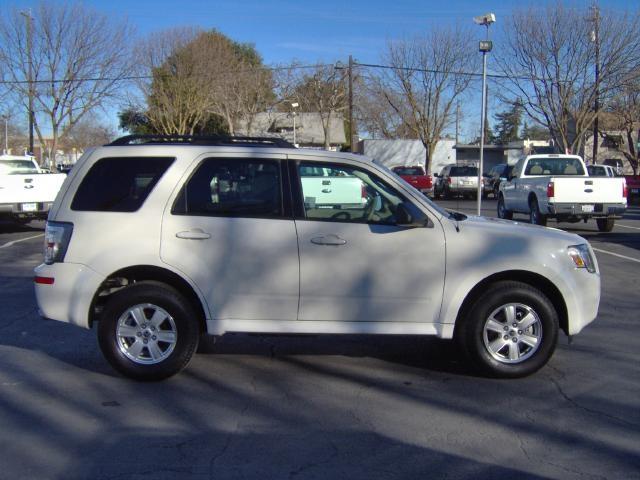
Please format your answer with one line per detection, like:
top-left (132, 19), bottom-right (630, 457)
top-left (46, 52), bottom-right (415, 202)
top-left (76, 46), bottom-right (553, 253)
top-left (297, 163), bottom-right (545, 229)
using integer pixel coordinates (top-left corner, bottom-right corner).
top-left (623, 181), bottom-right (628, 198)
top-left (34, 276), bottom-right (55, 285)
top-left (447, 177), bottom-right (452, 184)
top-left (547, 181), bottom-right (555, 198)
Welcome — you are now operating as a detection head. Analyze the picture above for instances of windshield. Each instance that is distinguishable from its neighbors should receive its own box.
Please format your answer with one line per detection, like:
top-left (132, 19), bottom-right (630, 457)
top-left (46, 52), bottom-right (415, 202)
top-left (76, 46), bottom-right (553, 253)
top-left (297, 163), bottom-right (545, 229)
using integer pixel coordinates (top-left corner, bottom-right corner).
top-left (393, 166), bottom-right (425, 176)
top-left (450, 166), bottom-right (478, 176)
top-left (0, 160), bottom-right (39, 174)
top-left (525, 157), bottom-right (585, 176)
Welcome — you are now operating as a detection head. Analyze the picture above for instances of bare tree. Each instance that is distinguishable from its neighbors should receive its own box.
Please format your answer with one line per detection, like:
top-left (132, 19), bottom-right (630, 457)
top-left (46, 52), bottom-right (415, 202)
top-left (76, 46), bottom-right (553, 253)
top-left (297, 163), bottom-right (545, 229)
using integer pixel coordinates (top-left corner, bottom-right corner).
top-left (282, 63), bottom-right (348, 149)
top-left (0, 1), bottom-right (134, 163)
top-left (497, 3), bottom-right (640, 155)
top-left (371, 26), bottom-right (476, 173)
top-left (606, 82), bottom-right (640, 174)
top-left (137, 29), bottom-right (274, 136)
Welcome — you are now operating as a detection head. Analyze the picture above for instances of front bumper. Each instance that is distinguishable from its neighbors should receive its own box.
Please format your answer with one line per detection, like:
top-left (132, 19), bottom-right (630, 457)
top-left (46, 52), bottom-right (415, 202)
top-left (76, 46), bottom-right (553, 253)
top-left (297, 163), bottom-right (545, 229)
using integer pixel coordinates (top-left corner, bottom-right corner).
top-left (34, 262), bottom-right (105, 329)
top-left (548, 202), bottom-right (627, 218)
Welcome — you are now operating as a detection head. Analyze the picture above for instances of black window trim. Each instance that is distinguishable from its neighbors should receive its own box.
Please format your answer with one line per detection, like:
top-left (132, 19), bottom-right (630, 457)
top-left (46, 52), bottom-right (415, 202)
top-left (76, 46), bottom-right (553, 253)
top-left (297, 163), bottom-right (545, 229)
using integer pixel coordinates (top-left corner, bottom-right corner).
top-left (170, 156), bottom-right (292, 220)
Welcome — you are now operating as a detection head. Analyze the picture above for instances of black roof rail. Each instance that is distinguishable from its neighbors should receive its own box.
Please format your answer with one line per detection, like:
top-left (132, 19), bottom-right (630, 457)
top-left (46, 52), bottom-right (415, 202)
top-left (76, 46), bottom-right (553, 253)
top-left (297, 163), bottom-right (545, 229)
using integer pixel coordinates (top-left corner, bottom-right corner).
top-left (107, 134), bottom-right (296, 148)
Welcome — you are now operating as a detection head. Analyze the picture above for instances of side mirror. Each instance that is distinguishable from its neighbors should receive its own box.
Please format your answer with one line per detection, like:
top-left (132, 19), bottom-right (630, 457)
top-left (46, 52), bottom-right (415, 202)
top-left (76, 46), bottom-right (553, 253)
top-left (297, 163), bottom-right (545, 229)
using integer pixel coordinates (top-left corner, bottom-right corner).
top-left (433, 173), bottom-right (440, 178)
top-left (396, 202), bottom-right (431, 228)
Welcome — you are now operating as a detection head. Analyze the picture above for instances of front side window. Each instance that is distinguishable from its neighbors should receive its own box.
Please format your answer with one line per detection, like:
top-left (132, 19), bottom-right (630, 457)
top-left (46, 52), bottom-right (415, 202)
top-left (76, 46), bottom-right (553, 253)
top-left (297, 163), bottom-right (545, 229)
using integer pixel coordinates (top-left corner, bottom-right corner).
top-left (299, 162), bottom-right (405, 225)
top-left (71, 157), bottom-right (174, 212)
top-left (173, 158), bottom-right (282, 218)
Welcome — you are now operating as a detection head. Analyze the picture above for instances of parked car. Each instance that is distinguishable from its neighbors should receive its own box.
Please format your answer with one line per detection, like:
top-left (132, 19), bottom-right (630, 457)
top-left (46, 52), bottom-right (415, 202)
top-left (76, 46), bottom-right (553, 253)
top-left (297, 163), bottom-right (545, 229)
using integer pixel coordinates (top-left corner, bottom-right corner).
top-left (486, 164), bottom-right (512, 198)
top-left (0, 154), bottom-right (67, 224)
top-left (35, 135), bottom-right (600, 380)
top-left (587, 164), bottom-right (618, 177)
top-left (626, 175), bottom-right (640, 204)
top-left (433, 164), bottom-right (482, 199)
top-left (498, 154), bottom-right (627, 231)
top-left (391, 165), bottom-right (433, 196)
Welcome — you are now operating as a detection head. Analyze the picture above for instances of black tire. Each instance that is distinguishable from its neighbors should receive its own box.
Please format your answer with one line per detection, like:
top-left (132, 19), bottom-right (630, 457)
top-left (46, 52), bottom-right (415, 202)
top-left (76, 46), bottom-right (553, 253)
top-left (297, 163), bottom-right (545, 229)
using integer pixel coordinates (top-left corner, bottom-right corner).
top-left (529, 198), bottom-right (547, 226)
top-left (596, 217), bottom-right (615, 232)
top-left (456, 281), bottom-right (559, 378)
top-left (497, 195), bottom-right (513, 220)
top-left (98, 281), bottom-right (200, 381)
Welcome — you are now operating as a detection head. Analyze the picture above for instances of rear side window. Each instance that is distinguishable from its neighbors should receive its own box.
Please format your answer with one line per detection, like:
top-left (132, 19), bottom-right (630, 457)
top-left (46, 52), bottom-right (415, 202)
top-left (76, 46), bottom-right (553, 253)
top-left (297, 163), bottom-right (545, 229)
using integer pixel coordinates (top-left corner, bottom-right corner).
top-left (71, 157), bottom-right (174, 212)
top-left (172, 158), bottom-right (282, 218)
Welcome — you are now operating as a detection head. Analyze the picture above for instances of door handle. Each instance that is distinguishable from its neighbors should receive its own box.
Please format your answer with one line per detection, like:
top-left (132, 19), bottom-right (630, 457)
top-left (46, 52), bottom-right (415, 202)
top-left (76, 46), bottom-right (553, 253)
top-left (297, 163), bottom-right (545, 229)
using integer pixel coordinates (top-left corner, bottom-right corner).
top-left (176, 229), bottom-right (211, 240)
top-left (310, 234), bottom-right (347, 246)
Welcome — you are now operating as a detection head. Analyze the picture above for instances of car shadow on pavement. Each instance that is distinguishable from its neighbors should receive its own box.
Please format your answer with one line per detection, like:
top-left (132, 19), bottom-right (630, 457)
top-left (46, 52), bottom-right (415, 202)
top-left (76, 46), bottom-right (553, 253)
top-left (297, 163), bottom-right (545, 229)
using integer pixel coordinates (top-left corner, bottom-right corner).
top-left (0, 220), bottom-right (45, 234)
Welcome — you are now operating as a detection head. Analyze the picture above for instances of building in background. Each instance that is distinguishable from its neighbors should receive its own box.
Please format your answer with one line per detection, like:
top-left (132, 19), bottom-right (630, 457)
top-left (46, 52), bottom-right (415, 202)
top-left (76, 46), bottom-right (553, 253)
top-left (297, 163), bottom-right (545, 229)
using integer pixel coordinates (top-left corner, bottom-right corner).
top-left (237, 112), bottom-right (346, 150)
top-left (359, 138), bottom-right (456, 174)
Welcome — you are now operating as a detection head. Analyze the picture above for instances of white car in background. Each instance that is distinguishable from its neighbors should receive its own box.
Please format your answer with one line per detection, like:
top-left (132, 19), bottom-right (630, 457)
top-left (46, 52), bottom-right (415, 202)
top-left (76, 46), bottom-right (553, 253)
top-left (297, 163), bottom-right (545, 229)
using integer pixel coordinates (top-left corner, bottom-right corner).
top-left (0, 154), bottom-right (67, 224)
top-left (34, 135), bottom-right (600, 380)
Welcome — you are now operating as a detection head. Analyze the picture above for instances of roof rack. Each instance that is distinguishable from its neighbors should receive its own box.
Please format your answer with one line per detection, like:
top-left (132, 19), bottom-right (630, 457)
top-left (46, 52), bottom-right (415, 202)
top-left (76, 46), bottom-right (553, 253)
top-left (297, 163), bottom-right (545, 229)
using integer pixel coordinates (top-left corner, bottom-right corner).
top-left (107, 134), bottom-right (295, 149)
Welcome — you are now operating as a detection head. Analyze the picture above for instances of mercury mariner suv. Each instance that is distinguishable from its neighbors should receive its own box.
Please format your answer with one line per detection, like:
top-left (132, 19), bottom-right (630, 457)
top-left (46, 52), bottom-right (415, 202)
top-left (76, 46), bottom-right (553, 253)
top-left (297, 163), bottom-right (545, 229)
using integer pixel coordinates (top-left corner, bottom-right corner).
top-left (34, 135), bottom-right (600, 380)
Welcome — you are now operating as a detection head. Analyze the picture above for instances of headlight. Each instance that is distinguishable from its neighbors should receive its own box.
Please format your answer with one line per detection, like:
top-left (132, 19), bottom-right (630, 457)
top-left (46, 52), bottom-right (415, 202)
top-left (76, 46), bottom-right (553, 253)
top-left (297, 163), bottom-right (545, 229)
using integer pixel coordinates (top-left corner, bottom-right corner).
top-left (567, 244), bottom-right (596, 273)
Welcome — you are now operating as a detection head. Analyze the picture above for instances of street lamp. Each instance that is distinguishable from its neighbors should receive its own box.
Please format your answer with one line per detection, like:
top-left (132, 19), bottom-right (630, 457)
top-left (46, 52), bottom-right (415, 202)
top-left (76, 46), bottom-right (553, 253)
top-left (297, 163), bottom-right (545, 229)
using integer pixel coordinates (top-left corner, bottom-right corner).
top-left (291, 102), bottom-right (299, 146)
top-left (2, 115), bottom-right (8, 154)
top-left (474, 12), bottom-right (496, 216)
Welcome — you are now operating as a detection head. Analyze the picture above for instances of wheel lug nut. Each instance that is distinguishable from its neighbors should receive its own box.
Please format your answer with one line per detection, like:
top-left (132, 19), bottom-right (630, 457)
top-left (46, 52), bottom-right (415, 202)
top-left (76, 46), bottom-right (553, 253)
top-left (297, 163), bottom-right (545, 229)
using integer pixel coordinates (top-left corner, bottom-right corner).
top-left (503, 335), bottom-right (509, 340)
top-left (512, 323), bottom-right (518, 327)
top-left (512, 338), bottom-right (518, 342)
top-left (143, 339), bottom-right (148, 344)
top-left (503, 326), bottom-right (509, 331)
top-left (152, 335), bottom-right (157, 340)
top-left (518, 330), bottom-right (523, 335)
top-left (136, 332), bottom-right (142, 337)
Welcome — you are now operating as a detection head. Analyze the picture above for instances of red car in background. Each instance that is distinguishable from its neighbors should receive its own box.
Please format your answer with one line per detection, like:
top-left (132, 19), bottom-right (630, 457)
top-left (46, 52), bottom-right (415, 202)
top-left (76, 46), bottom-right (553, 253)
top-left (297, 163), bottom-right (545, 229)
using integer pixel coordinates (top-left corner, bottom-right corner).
top-left (392, 165), bottom-right (433, 196)
top-left (626, 175), bottom-right (640, 204)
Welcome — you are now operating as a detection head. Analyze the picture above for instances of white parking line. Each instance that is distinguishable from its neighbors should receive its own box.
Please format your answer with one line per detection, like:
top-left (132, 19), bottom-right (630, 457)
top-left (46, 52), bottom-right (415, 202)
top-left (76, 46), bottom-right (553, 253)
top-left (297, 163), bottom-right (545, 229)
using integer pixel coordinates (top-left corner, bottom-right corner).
top-left (616, 224), bottom-right (640, 231)
top-left (0, 233), bottom-right (44, 249)
top-left (592, 247), bottom-right (640, 264)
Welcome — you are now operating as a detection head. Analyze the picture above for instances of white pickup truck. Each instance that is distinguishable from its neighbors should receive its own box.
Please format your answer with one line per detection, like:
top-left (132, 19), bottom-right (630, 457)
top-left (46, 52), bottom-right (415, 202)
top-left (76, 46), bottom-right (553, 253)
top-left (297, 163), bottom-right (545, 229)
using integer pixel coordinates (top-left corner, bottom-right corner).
top-left (0, 155), bottom-right (67, 224)
top-left (497, 154), bottom-right (627, 232)
top-left (300, 164), bottom-right (365, 208)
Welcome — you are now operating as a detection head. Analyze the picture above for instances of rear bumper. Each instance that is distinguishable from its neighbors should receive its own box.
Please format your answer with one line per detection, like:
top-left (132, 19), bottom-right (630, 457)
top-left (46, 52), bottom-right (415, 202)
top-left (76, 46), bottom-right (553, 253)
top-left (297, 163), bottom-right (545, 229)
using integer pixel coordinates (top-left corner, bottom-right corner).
top-left (34, 262), bottom-right (105, 329)
top-left (0, 202), bottom-right (53, 217)
top-left (547, 202), bottom-right (627, 218)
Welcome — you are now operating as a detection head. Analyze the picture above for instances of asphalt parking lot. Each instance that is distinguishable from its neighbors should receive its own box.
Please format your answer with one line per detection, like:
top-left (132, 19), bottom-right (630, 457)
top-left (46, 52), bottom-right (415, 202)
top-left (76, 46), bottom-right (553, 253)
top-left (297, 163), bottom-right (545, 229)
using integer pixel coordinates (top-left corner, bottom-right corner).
top-left (1, 200), bottom-right (639, 480)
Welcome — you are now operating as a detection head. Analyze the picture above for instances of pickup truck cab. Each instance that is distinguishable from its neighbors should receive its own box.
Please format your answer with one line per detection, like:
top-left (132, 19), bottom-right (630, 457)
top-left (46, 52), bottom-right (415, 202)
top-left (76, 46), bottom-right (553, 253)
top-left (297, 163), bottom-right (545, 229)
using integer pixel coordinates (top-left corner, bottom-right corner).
top-left (498, 154), bottom-right (627, 231)
top-left (0, 155), bottom-right (67, 223)
top-left (34, 135), bottom-right (600, 381)
top-left (391, 165), bottom-right (433, 196)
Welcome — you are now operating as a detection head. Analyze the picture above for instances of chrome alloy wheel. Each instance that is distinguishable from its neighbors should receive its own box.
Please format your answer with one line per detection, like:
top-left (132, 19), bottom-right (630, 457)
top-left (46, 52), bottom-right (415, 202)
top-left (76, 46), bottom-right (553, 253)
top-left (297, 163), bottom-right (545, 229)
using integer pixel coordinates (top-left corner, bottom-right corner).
top-left (482, 303), bottom-right (543, 364)
top-left (116, 303), bottom-right (177, 365)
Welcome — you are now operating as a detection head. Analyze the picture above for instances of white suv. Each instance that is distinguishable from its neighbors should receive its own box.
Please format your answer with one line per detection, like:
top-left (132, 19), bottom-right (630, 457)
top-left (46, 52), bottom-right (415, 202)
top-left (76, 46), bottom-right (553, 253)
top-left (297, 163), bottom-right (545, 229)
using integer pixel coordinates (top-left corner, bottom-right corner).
top-left (34, 135), bottom-right (601, 380)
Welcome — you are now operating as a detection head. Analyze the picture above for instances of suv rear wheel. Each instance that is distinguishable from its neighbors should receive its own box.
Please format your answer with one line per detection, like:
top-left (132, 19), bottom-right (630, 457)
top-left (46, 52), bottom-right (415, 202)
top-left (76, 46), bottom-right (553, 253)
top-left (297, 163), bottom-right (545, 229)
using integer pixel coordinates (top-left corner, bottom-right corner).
top-left (98, 281), bottom-right (200, 381)
top-left (456, 281), bottom-right (559, 378)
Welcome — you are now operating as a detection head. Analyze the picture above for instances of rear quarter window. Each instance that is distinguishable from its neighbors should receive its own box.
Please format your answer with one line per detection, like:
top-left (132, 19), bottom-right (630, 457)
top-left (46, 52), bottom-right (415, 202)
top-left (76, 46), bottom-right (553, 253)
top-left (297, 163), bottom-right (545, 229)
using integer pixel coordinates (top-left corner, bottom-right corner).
top-left (71, 157), bottom-right (174, 212)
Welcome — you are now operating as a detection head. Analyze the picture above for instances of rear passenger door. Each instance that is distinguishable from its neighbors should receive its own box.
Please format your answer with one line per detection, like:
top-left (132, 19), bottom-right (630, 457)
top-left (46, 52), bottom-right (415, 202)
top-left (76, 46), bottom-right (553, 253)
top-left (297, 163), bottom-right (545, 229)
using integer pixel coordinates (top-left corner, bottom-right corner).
top-left (160, 154), bottom-right (300, 323)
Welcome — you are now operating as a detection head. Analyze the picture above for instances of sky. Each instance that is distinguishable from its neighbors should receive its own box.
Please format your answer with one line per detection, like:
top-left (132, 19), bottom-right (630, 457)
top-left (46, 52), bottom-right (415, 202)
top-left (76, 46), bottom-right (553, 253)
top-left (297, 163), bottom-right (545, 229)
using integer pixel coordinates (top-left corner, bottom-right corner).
top-left (6, 0), bottom-right (640, 139)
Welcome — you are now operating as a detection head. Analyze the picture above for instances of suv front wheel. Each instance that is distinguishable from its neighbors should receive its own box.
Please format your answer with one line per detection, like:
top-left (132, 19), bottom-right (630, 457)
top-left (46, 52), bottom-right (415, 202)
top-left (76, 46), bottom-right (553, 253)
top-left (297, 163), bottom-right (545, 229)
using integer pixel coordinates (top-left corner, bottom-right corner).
top-left (456, 281), bottom-right (559, 378)
top-left (98, 281), bottom-right (200, 381)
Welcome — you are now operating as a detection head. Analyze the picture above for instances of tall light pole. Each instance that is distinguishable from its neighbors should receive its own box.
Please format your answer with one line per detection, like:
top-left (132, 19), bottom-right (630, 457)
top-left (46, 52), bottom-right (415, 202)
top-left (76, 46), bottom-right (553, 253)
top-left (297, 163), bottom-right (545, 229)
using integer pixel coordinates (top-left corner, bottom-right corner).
top-left (20, 10), bottom-right (34, 157)
top-left (474, 12), bottom-right (496, 216)
top-left (291, 102), bottom-right (299, 146)
top-left (2, 115), bottom-right (8, 154)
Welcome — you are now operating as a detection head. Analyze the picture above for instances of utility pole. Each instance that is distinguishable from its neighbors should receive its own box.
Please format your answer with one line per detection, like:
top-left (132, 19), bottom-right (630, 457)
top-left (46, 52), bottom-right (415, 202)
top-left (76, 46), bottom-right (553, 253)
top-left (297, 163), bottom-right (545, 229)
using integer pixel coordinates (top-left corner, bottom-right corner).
top-left (455, 102), bottom-right (460, 145)
top-left (20, 10), bottom-right (35, 157)
top-left (591, 4), bottom-right (600, 166)
top-left (348, 55), bottom-right (357, 153)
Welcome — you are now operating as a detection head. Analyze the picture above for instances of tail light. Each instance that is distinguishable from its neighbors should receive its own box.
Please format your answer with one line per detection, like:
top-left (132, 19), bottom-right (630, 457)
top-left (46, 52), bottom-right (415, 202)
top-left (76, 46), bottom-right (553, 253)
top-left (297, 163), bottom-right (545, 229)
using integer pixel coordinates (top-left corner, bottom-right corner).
top-left (623, 180), bottom-right (628, 198)
top-left (447, 177), bottom-right (452, 184)
top-left (361, 183), bottom-right (367, 199)
top-left (44, 221), bottom-right (73, 265)
top-left (547, 181), bottom-right (555, 198)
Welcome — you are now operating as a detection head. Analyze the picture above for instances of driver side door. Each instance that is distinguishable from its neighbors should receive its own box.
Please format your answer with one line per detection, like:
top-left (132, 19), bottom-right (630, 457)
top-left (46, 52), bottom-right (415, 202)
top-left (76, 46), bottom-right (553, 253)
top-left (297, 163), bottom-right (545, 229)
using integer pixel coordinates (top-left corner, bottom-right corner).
top-left (292, 160), bottom-right (446, 325)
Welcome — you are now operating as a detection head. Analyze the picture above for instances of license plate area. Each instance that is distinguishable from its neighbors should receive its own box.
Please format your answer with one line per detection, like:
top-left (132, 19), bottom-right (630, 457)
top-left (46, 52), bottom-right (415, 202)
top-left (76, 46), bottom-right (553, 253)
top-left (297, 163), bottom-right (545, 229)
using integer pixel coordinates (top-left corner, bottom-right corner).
top-left (21, 203), bottom-right (38, 212)
top-left (581, 204), bottom-right (594, 213)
